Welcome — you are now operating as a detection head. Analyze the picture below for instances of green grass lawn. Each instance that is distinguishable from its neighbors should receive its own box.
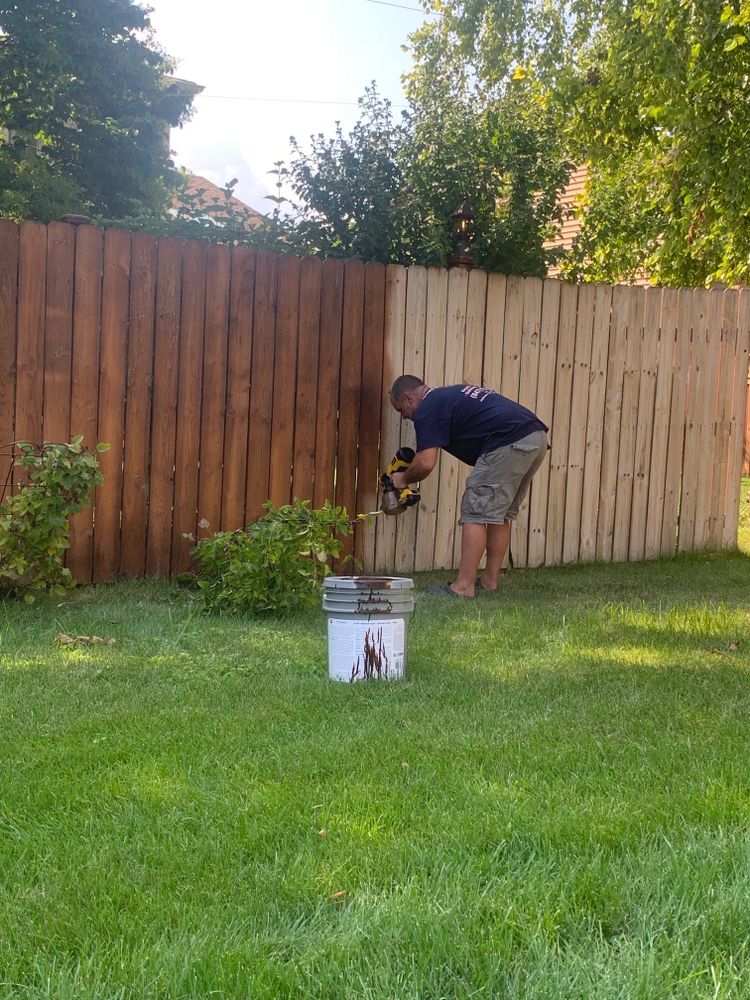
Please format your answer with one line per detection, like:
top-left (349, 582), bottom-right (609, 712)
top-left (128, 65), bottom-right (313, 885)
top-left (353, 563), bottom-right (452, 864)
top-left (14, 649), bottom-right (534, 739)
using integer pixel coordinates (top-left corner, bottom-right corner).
top-left (1, 494), bottom-right (750, 998)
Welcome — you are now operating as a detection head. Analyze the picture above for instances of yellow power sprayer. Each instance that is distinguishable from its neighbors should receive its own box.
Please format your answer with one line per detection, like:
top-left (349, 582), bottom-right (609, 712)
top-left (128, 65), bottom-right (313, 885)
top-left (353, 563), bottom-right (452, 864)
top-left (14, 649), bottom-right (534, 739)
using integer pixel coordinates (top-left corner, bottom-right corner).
top-left (379, 447), bottom-right (421, 516)
top-left (351, 448), bottom-right (421, 524)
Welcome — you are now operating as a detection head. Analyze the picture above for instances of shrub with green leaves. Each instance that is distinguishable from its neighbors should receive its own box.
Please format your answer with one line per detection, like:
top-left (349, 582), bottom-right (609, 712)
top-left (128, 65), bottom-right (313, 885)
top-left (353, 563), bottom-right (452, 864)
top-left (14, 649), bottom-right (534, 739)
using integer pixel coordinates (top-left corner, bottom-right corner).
top-left (192, 500), bottom-right (353, 613)
top-left (0, 438), bottom-right (108, 598)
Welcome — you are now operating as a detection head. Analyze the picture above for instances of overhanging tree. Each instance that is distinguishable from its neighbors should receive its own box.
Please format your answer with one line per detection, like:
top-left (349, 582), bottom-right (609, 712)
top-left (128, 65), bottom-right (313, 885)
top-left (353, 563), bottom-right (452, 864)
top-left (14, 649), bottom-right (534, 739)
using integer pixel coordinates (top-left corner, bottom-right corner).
top-left (561, 0), bottom-right (750, 286)
top-left (407, 0), bottom-right (750, 286)
top-left (0, 0), bottom-right (194, 221)
top-left (282, 83), bottom-right (569, 274)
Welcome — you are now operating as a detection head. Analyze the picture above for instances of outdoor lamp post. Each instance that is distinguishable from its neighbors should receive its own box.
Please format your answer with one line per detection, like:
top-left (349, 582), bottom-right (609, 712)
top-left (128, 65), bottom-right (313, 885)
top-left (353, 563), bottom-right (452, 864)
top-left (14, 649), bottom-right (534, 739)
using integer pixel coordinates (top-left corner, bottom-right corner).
top-left (446, 198), bottom-right (475, 269)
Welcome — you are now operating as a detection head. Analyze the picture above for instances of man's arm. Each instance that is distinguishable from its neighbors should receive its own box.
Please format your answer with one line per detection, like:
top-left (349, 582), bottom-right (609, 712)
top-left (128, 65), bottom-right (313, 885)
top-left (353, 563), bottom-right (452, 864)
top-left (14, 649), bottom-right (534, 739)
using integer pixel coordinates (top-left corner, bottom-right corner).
top-left (390, 447), bottom-right (438, 489)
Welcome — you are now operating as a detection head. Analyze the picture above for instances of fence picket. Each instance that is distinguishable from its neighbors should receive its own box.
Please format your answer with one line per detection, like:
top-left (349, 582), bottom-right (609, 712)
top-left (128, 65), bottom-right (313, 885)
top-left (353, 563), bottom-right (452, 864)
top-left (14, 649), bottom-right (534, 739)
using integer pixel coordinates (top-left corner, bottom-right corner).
top-left (196, 243), bottom-right (231, 541)
top-left (612, 287), bottom-right (645, 562)
top-left (243, 250), bottom-right (274, 526)
top-left (711, 290), bottom-right (738, 549)
top-left (500, 276), bottom-right (525, 567)
top-left (661, 291), bottom-right (693, 555)
top-left (146, 238), bottom-right (182, 576)
top-left (314, 259), bottom-right (344, 510)
top-left (678, 290), bottom-right (710, 552)
top-left (692, 290), bottom-right (723, 550)
top-left (514, 277), bottom-right (543, 568)
top-left (546, 282), bottom-right (577, 565)
top-left (374, 264), bottom-right (406, 572)
top-left (268, 255), bottom-right (301, 508)
top-left (464, 270), bottom-right (488, 386)
top-left (171, 240), bottom-right (207, 574)
top-left (458, 269), bottom-right (489, 570)
top-left (414, 268), bottom-right (448, 571)
top-left (499, 277), bottom-right (523, 402)
top-left (93, 228), bottom-right (131, 582)
top-left (292, 257), bottom-right (322, 502)
top-left (220, 249), bottom-right (256, 529)
top-left (338, 260), bottom-right (366, 568)
top-left (596, 286), bottom-right (629, 561)
top-left (121, 233), bottom-right (157, 577)
top-left (528, 279), bottom-right (560, 567)
top-left (482, 274), bottom-right (507, 390)
top-left (15, 223), bottom-right (47, 481)
top-left (628, 286), bottom-right (661, 561)
top-left (723, 289), bottom-right (750, 546)
top-left (68, 226), bottom-right (103, 583)
top-left (395, 265), bottom-right (427, 573)
top-left (644, 288), bottom-right (677, 559)
top-left (563, 282), bottom-right (595, 564)
top-left (43, 223), bottom-right (74, 445)
top-left (354, 262), bottom-right (387, 571)
top-left (434, 268), bottom-right (468, 570)
top-left (579, 284), bottom-right (613, 562)
top-left (0, 221), bottom-right (18, 497)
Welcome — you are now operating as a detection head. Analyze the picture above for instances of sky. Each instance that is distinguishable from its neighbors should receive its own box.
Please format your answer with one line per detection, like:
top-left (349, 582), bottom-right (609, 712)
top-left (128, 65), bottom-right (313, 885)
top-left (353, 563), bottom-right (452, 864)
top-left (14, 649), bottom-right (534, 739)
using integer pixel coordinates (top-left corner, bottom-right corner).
top-left (146, 0), bottom-right (429, 214)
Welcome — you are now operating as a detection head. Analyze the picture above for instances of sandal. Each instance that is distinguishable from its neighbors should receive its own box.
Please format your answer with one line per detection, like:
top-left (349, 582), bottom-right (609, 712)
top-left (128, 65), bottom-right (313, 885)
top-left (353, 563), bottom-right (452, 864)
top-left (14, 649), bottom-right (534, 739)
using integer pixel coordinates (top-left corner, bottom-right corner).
top-left (426, 582), bottom-right (469, 598)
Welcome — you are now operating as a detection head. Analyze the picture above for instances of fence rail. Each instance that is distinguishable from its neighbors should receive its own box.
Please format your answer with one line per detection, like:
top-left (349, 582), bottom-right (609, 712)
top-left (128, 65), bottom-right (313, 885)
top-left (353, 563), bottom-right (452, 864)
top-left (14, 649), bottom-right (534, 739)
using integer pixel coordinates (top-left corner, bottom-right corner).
top-left (1, 219), bottom-right (748, 581)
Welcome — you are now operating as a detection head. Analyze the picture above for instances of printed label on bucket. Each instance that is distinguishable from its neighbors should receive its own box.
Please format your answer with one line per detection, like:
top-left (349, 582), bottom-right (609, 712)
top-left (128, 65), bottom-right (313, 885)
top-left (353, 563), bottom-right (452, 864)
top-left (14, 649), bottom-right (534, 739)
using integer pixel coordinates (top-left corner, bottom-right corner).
top-left (328, 618), bottom-right (405, 682)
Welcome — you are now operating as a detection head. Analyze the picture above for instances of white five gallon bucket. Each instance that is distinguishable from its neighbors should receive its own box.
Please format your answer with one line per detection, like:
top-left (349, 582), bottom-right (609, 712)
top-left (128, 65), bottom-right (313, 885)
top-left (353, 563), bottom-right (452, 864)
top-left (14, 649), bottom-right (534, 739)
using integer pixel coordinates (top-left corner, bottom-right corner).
top-left (322, 576), bottom-right (415, 682)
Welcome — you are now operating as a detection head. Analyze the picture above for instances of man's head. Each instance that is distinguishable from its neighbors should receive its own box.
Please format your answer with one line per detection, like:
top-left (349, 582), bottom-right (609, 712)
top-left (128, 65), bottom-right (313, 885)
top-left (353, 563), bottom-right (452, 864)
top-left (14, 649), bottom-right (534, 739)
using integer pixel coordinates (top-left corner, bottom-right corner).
top-left (390, 375), bottom-right (428, 421)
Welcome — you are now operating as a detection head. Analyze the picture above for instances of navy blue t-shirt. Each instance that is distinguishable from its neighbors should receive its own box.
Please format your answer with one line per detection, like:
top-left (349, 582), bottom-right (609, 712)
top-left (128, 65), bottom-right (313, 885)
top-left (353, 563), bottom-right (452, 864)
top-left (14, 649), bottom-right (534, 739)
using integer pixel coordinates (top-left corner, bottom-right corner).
top-left (414, 385), bottom-right (547, 466)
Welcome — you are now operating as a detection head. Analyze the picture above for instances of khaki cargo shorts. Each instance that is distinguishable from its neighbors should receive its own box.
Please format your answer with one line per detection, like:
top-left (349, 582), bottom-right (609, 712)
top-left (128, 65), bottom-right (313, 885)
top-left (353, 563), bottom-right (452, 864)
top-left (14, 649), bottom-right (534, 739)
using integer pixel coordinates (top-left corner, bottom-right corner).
top-left (460, 429), bottom-right (548, 524)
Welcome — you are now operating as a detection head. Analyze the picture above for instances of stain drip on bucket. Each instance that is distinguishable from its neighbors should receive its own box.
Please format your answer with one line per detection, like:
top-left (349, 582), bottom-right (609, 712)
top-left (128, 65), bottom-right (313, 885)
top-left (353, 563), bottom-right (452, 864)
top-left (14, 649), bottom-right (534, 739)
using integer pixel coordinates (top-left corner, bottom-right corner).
top-left (351, 626), bottom-right (389, 681)
top-left (322, 576), bottom-right (415, 682)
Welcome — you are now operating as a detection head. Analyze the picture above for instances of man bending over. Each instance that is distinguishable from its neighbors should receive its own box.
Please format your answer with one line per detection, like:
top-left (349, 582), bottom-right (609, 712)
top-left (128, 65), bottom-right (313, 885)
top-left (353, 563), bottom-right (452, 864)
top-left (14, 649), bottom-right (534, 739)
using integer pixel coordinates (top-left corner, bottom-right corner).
top-left (389, 375), bottom-right (548, 598)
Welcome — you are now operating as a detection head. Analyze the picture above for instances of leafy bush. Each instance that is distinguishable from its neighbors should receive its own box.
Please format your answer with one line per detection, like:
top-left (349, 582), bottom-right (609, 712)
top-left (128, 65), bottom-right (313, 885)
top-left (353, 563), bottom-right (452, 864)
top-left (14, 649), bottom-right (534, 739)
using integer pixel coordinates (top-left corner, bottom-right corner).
top-left (0, 438), bottom-right (108, 598)
top-left (192, 500), bottom-right (353, 613)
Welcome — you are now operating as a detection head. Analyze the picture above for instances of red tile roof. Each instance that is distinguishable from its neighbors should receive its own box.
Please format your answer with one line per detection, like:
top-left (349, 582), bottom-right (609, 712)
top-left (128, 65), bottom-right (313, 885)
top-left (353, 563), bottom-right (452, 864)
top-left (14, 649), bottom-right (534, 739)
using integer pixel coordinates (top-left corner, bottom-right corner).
top-left (172, 174), bottom-right (263, 230)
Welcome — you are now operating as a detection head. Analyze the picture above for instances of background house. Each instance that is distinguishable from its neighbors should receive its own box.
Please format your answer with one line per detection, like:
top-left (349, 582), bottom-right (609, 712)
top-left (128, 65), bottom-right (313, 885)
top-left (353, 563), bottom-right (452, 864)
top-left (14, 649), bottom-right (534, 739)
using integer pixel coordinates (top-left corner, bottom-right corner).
top-left (544, 165), bottom-right (588, 278)
top-left (171, 173), bottom-right (263, 229)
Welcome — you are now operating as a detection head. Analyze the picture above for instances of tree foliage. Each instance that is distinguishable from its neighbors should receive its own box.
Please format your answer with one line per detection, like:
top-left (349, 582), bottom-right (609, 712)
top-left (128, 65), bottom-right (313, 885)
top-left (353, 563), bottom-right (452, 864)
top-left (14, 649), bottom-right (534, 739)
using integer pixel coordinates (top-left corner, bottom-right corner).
top-left (563, 0), bottom-right (750, 285)
top-left (0, 438), bottom-right (107, 598)
top-left (284, 88), bottom-right (409, 263)
top-left (406, 0), bottom-right (750, 286)
top-left (0, 0), bottom-right (194, 221)
top-left (153, 82), bottom-right (567, 275)
top-left (192, 500), bottom-right (352, 614)
top-left (280, 83), bottom-right (569, 275)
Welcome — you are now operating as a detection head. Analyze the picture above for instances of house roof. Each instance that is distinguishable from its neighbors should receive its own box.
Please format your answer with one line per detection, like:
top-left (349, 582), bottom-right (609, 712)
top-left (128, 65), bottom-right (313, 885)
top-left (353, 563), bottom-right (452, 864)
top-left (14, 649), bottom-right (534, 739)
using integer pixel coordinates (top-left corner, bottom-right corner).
top-left (172, 174), bottom-right (264, 230)
top-left (165, 76), bottom-right (205, 99)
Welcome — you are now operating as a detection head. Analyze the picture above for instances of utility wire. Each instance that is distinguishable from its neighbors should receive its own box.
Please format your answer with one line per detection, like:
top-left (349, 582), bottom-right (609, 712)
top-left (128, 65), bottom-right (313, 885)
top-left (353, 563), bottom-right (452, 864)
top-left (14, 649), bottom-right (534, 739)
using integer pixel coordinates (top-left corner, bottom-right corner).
top-left (198, 94), bottom-right (407, 108)
top-left (364, 0), bottom-right (423, 10)
top-left (192, 0), bottom-right (425, 109)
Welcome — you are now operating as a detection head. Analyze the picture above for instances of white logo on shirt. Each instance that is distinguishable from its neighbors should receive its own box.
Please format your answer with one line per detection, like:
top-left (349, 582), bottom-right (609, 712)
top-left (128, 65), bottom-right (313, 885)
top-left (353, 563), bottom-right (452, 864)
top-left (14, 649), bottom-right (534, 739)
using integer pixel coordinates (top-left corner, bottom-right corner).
top-left (461, 385), bottom-right (493, 402)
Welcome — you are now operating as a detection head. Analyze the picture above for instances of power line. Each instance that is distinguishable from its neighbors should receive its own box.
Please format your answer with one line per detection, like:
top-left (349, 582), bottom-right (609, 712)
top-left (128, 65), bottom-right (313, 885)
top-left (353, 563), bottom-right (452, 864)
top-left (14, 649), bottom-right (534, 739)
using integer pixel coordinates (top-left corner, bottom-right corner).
top-left (198, 93), bottom-right (407, 108)
top-left (364, 0), bottom-right (423, 10)
top-left (190, 0), bottom-right (424, 110)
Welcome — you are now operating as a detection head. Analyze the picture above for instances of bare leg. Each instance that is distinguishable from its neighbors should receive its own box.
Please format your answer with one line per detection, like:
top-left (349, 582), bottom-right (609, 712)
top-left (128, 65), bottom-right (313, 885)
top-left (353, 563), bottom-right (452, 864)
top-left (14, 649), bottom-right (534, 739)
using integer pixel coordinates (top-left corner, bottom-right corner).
top-left (450, 522), bottom-right (488, 596)
top-left (480, 520), bottom-right (510, 590)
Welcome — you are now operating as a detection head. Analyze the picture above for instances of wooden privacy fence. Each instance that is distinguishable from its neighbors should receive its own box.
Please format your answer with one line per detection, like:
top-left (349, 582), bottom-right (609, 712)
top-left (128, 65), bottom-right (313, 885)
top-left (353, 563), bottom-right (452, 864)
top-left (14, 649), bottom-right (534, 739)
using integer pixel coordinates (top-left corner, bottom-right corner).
top-left (0, 218), bottom-right (748, 582)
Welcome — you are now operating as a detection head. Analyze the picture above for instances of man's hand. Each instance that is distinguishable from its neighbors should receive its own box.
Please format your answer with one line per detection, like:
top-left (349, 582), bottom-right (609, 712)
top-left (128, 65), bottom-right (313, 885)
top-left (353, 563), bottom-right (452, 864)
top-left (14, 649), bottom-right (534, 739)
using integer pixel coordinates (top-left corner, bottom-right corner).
top-left (390, 447), bottom-right (438, 490)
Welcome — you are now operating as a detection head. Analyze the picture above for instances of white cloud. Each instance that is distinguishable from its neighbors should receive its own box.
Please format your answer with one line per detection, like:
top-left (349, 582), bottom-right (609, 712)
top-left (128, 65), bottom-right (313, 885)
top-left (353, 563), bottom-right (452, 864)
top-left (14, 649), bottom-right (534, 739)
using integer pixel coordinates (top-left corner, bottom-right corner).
top-left (150, 0), bottom-right (419, 207)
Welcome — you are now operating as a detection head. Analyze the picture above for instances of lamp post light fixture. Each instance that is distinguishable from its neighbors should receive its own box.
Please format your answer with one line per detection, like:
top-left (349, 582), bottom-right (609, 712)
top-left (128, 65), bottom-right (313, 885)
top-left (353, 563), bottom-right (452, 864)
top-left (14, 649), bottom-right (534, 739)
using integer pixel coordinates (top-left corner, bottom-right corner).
top-left (59, 214), bottom-right (91, 226)
top-left (446, 198), bottom-right (475, 270)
